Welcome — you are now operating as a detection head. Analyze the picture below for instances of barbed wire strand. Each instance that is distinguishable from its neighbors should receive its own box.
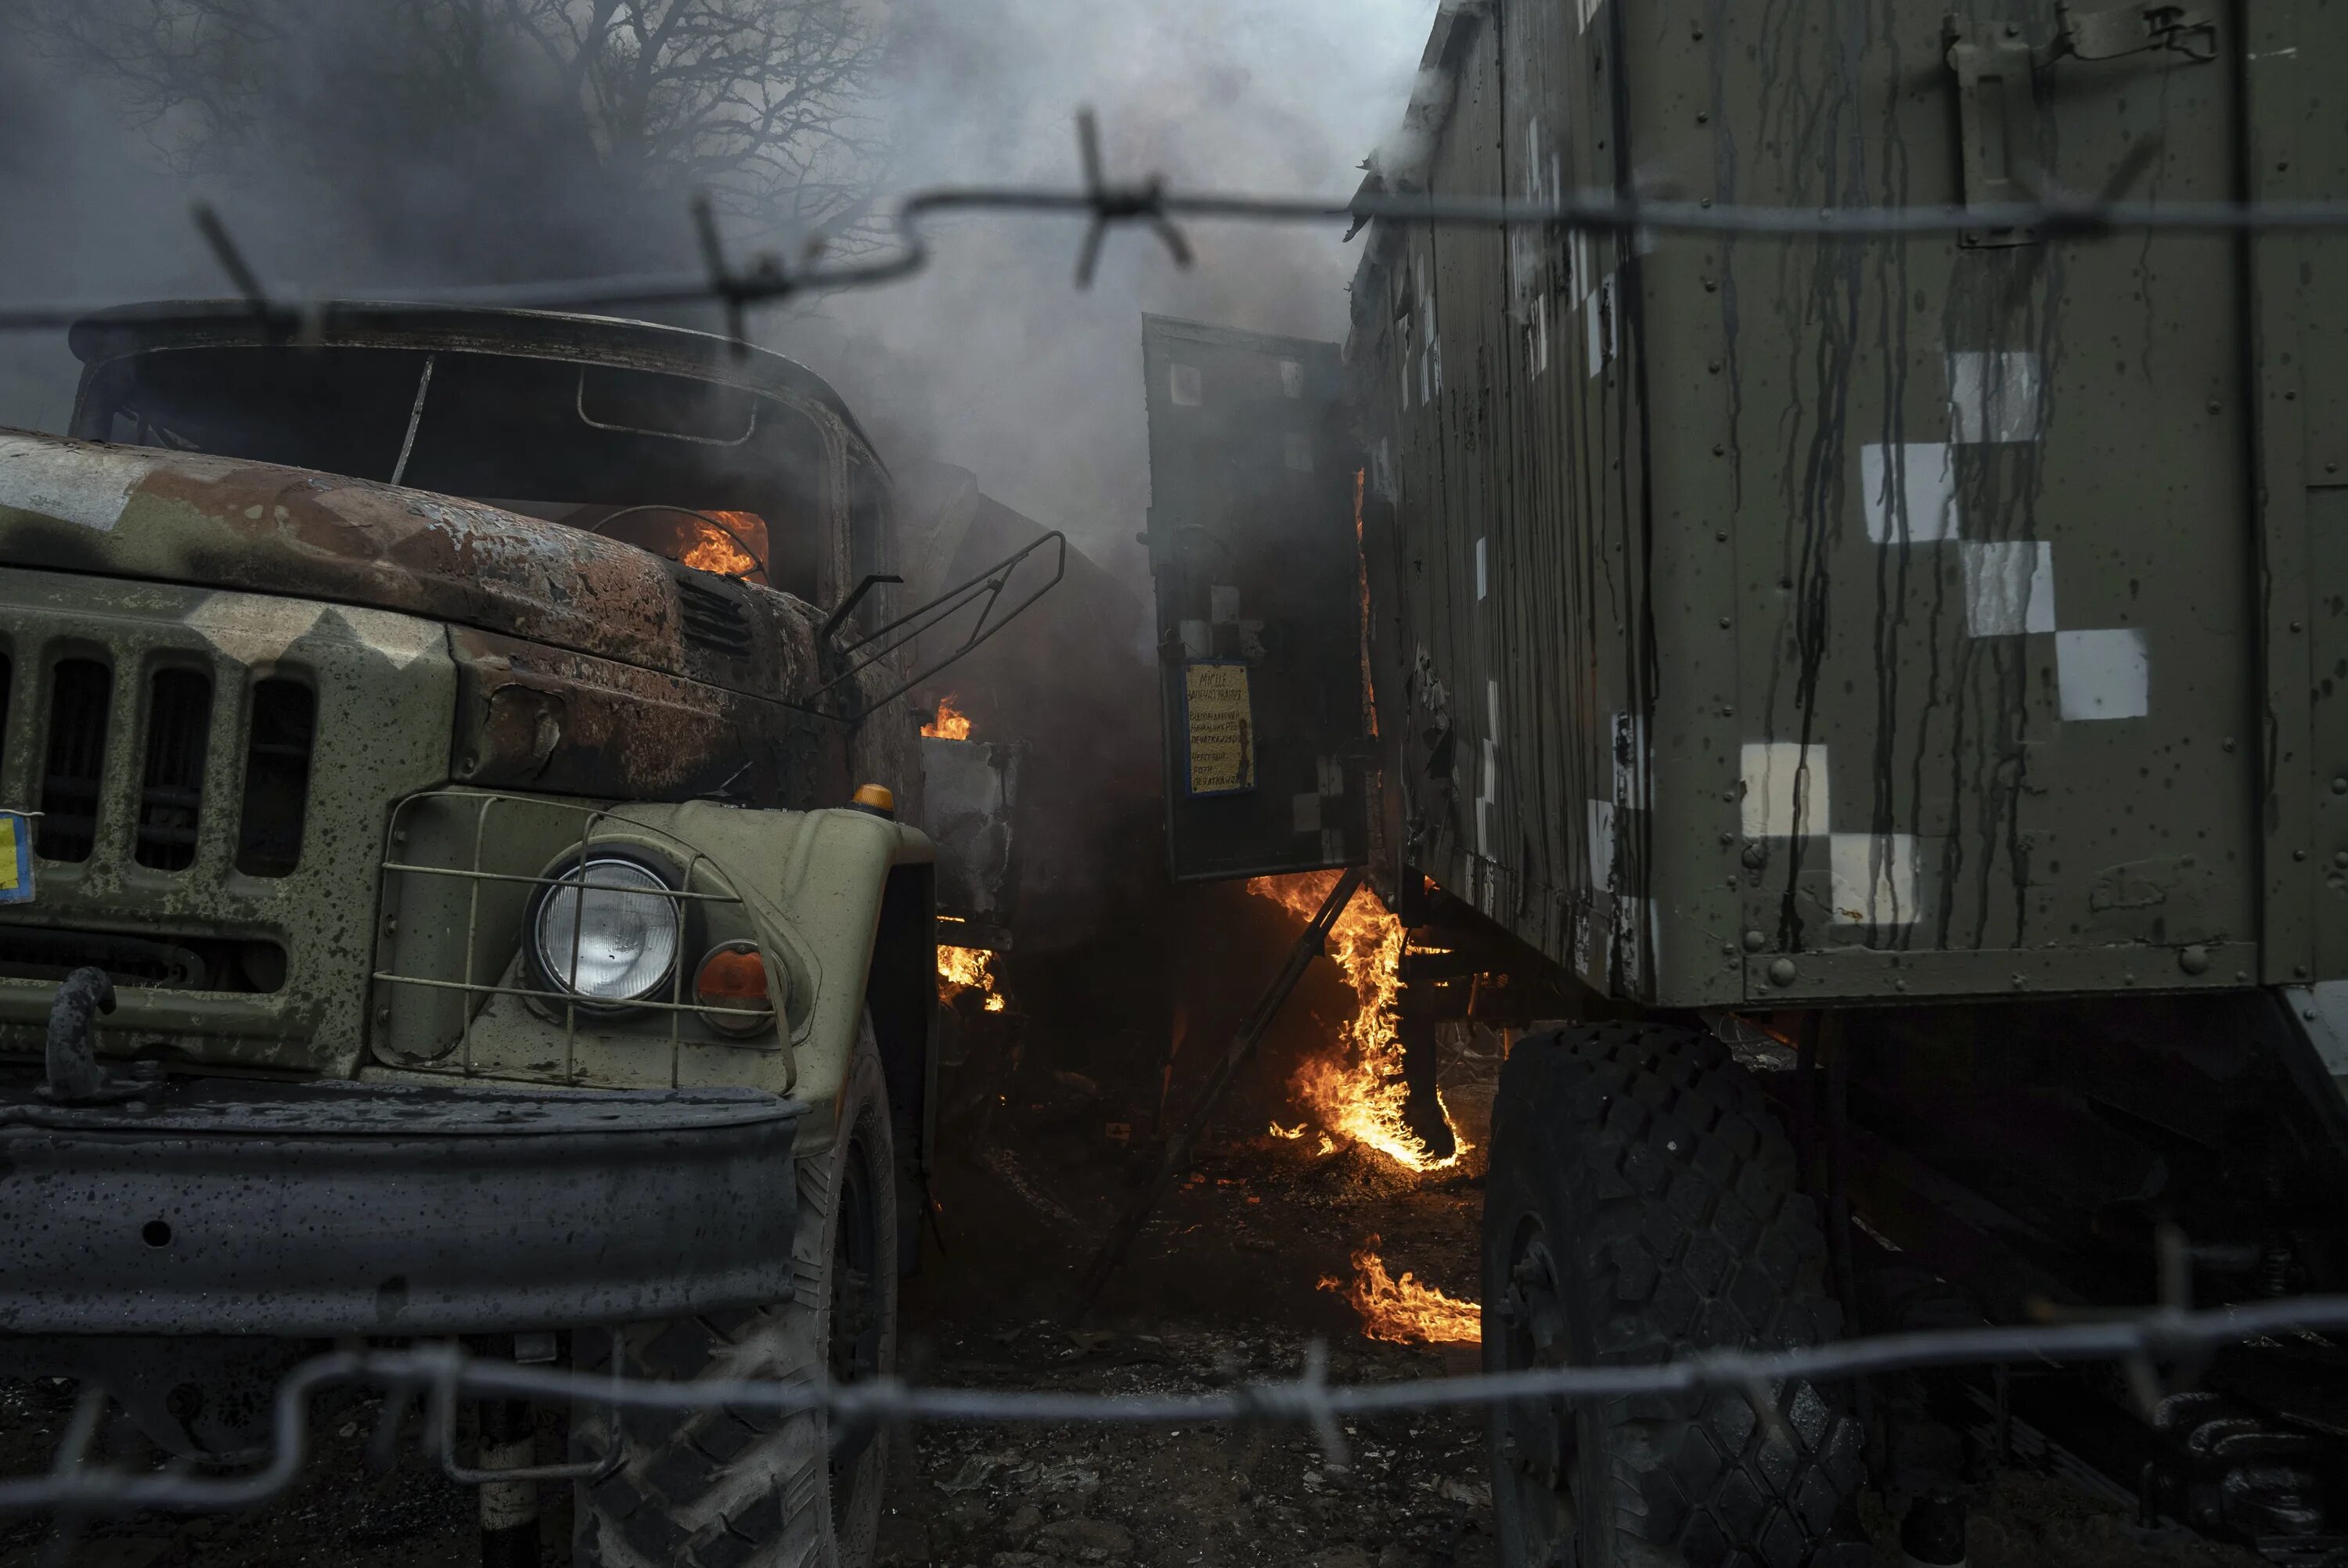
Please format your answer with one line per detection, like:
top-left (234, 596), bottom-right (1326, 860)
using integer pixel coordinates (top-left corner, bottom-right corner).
top-left (1, 111), bottom-right (2343, 336)
top-left (6, 1293), bottom-right (2348, 1518)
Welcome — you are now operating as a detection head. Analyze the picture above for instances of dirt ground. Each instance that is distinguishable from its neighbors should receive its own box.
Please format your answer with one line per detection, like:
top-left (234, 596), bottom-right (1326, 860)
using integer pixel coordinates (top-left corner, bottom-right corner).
top-left (0, 1008), bottom-right (2278, 1568)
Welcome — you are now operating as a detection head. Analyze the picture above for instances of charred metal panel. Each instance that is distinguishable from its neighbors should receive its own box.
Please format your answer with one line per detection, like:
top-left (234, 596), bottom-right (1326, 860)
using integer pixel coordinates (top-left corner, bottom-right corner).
top-left (920, 735), bottom-right (1022, 949)
top-left (1342, 0), bottom-right (2294, 1005)
top-left (451, 626), bottom-right (840, 810)
top-left (1140, 316), bottom-right (1370, 883)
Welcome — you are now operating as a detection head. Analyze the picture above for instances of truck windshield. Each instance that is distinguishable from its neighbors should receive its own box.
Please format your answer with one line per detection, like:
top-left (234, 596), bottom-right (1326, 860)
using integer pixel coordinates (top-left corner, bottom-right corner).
top-left (71, 343), bottom-right (825, 599)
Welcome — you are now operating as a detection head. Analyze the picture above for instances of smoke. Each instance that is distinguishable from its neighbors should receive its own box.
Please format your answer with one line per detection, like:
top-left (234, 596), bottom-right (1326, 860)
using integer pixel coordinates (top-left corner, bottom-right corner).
top-left (779, 0), bottom-right (1437, 588)
top-left (0, 0), bottom-right (1433, 583)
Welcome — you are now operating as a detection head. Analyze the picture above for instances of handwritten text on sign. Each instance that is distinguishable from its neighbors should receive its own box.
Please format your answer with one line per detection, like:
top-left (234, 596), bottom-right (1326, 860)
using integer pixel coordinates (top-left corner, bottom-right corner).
top-left (1184, 662), bottom-right (1255, 796)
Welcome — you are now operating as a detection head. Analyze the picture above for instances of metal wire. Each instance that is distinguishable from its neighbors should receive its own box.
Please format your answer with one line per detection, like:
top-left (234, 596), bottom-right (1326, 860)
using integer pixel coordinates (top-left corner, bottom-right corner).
top-left (6, 1294), bottom-right (2348, 1516)
top-left (0, 110), bottom-right (2340, 339)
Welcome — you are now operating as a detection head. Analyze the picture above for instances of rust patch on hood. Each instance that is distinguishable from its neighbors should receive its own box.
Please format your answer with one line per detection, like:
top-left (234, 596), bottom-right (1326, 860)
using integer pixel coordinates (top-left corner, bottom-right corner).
top-left (0, 430), bottom-right (813, 699)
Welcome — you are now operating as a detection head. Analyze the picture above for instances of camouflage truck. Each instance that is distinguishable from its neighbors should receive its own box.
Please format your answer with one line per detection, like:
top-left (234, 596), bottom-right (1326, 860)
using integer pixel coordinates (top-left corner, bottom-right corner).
top-left (0, 303), bottom-right (1037, 1568)
top-left (1144, 2), bottom-right (2348, 1563)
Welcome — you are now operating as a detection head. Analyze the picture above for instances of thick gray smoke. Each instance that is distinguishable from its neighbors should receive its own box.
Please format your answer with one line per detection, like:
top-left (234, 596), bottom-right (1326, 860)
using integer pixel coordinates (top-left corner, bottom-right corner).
top-left (0, 0), bottom-right (1434, 582)
top-left (782, 0), bottom-right (1435, 587)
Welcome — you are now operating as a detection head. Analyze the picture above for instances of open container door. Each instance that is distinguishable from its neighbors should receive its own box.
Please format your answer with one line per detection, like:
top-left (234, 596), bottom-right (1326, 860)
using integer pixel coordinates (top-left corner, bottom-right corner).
top-left (1140, 315), bottom-right (1371, 883)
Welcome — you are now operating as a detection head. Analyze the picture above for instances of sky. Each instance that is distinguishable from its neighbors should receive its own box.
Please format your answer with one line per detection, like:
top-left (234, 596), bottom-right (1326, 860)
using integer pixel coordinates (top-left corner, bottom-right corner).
top-left (0, 0), bottom-right (1441, 585)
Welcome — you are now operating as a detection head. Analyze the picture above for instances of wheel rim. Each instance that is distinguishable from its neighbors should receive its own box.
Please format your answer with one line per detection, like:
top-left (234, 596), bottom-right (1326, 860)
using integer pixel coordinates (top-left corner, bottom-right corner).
top-left (1495, 1219), bottom-right (1579, 1564)
top-left (827, 1124), bottom-right (885, 1534)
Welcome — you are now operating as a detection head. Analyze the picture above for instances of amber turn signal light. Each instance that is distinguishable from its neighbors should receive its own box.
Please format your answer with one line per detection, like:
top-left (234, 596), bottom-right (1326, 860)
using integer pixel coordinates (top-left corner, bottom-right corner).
top-left (695, 940), bottom-right (776, 1036)
top-left (851, 782), bottom-right (895, 818)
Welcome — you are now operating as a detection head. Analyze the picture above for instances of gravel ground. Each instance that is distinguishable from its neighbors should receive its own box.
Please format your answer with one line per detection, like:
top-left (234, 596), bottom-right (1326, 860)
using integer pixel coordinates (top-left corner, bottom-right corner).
top-left (0, 1037), bottom-right (2279, 1568)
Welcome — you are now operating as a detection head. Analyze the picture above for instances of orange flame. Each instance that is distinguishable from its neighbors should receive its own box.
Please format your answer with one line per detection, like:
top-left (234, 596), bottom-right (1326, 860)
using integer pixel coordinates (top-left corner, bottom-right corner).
top-left (1320, 1238), bottom-right (1479, 1346)
top-left (1269, 1121), bottom-right (1307, 1140)
top-left (678, 511), bottom-right (766, 581)
top-left (924, 694), bottom-right (973, 741)
top-left (938, 944), bottom-right (1006, 1012)
top-left (1244, 871), bottom-right (1465, 1172)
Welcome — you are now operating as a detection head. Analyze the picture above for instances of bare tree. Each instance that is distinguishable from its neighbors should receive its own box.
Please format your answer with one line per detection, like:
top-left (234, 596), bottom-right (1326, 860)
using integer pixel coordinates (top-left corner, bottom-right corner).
top-left (34, 0), bottom-right (894, 275)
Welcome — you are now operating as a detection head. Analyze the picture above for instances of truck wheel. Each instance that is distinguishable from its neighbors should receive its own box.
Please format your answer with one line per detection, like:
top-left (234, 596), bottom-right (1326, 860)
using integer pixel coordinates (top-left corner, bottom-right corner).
top-left (1482, 1023), bottom-right (1867, 1568)
top-left (577, 1023), bottom-right (898, 1568)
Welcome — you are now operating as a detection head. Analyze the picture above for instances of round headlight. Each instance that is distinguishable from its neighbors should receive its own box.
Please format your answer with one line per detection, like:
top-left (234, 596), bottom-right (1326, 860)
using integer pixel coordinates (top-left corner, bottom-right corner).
top-left (695, 940), bottom-right (779, 1037)
top-left (530, 854), bottom-right (681, 1009)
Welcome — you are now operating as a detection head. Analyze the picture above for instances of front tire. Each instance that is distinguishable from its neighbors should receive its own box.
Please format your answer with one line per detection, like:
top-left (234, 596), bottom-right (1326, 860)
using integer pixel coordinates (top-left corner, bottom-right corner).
top-left (1482, 1023), bottom-right (1867, 1567)
top-left (576, 1023), bottom-right (898, 1568)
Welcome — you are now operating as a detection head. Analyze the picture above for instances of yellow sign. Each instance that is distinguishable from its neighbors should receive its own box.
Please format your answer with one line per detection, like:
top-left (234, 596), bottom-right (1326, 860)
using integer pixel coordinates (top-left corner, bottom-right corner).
top-left (0, 811), bottom-right (29, 904)
top-left (1184, 662), bottom-right (1255, 796)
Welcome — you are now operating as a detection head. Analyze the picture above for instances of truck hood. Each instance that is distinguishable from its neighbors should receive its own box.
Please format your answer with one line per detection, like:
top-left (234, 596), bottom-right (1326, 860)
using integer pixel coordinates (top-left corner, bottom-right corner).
top-left (0, 428), bottom-right (820, 696)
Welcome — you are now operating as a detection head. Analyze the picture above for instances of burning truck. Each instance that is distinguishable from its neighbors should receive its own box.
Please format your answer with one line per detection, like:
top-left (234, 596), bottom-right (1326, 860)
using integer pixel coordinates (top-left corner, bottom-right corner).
top-left (1141, 1), bottom-right (2348, 1563)
top-left (0, 303), bottom-right (1056, 1568)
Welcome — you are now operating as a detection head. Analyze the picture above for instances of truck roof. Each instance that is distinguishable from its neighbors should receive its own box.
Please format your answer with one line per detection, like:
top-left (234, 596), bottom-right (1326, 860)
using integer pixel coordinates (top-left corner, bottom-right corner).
top-left (67, 300), bottom-right (878, 458)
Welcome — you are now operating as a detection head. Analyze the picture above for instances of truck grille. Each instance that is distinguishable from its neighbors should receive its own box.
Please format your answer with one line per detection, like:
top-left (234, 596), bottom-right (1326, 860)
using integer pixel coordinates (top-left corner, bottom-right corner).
top-left (38, 660), bottom-right (112, 863)
top-left (136, 668), bottom-right (213, 872)
top-left (8, 658), bottom-right (317, 878)
top-left (0, 573), bottom-right (451, 1074)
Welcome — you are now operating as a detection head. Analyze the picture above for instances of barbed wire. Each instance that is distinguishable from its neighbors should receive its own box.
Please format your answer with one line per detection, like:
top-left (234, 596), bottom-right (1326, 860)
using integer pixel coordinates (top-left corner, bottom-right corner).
top-left (0, 110), bottom-right (2343, 340)
top-left (5, 1291), bottom-right (2348, 1519)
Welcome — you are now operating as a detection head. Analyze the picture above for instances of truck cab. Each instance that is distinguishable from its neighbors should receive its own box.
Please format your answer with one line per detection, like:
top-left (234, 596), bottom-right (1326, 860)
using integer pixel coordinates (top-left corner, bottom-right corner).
top-left (0, 303), bottom-right (959, 1566)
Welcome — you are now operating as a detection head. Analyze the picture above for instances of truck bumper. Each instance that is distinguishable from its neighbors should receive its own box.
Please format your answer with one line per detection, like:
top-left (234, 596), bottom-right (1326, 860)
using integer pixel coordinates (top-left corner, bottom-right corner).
top-left (0, 1071), bottom-right (806, 1338)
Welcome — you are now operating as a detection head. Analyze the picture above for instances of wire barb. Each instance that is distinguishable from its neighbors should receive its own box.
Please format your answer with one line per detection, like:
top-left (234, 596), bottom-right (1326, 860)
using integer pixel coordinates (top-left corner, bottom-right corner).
top-left (6, 174), bottom-right (2348, 337)
top-left (9, 1294), bottom-right (2348, 1519)
top-left (1071, 107), bottom-right (1194, 288)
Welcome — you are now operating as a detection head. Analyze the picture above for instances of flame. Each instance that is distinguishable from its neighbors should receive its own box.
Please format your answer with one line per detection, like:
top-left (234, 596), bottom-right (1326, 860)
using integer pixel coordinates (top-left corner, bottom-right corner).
top-left (1269, 1120), bottom-right (1306, 1140)
top-left (1244, 871), bottom-right (1465, 1171)
top-left (924, 694), bottom-right (973, 741)
top-left (1321, 1238), bottom-right (1479, 1346)
top-left (678, 511), bottom-right (766, 581)
top-left (938, 944), bottom-right (1006, 1012)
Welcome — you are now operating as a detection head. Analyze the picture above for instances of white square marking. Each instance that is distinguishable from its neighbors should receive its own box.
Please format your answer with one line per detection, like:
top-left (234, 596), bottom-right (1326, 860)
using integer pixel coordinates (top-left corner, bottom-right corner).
top-left (1860, 442), bottom-right (1959, 543)
top-left (1169, 363), bottom-right (1202, 407)
top-left (2057, 628), bottom-right (2150, 720)
top-left (1475, 536), bottom-right (1488, 601)
top-left (1947, 351), bottom-right (2042, 444)
top-left (1279, 359), bottom-right (1304, 399)
top-left (1283, 433), bottom-right (1314, 473)
top-left (1741, 741), bottom-right (1830, 839)
top-left (1830, 833), bottom-right (1921, 926)
top-left (1961, 541), bottom-right (2056, 635)
top-left (1209, 584), bottom-right (1241, 624)
top-left (1292, 793), bottom-right (1322, 833)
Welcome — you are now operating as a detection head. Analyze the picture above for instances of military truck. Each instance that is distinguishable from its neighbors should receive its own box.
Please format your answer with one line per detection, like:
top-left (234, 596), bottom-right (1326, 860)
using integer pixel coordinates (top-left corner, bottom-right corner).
top-left (1143, 2), bottom-right (2348, 1563)
top-left (0, 303), bottom-right (1046, 1568)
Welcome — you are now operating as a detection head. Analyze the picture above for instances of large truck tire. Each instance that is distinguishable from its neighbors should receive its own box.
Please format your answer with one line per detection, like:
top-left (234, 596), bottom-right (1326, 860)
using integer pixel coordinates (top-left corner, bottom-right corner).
top-left (576, 1021), bottom-right (898, 1568)
top-left (1482, 1022), bottom-right (1868, 1568)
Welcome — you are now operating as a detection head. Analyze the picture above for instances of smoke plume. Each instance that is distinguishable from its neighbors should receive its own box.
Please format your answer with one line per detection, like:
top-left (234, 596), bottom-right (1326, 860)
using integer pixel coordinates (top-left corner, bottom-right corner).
top-left (0, 0), bottom-right (1435, 581)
